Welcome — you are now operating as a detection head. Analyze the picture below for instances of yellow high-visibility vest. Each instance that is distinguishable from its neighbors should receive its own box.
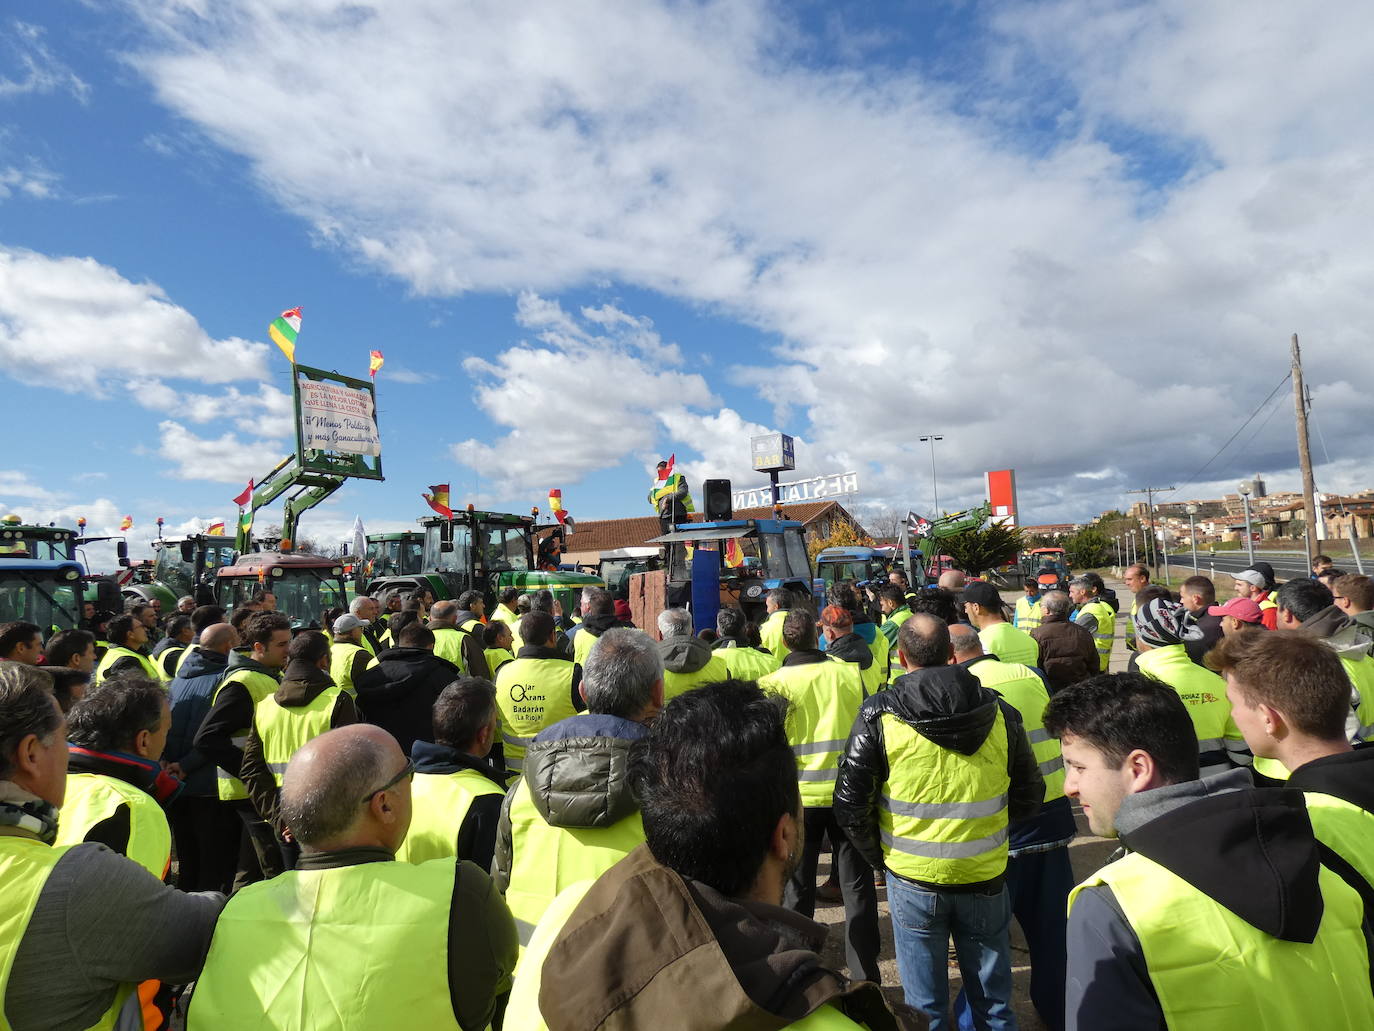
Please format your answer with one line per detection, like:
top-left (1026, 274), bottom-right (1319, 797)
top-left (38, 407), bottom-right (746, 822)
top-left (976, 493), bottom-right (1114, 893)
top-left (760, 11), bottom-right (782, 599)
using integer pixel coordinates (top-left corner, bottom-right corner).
top-left (94, 646), bottom-right (162, 686)
top-left (328, 642), bottom-right (375, 695)
top-left (253, 686), bottom-right (347, 786)
top-left (211, 668), bottom-right (280, 802)
top-left (964, 660), bottom-right (1064, 801)
top-left (395, 769), bottom-right (505, 866)
top-left (1136, 644), bottom-right (1245, 766)
top-left (495, 657), bottom-right (577, 781)
top-left (759, 659), bottom-right (865, 808)
top-left (978, 622), bottom-right (1039, 667)
top-left (54, 772), bottom-right (171, 879)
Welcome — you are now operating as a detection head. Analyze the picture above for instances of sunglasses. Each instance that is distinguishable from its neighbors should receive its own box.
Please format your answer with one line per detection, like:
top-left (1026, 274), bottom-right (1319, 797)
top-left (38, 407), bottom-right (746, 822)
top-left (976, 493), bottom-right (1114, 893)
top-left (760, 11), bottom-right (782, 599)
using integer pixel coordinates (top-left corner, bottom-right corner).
top-left (360, 758), bottom-right (414, 805)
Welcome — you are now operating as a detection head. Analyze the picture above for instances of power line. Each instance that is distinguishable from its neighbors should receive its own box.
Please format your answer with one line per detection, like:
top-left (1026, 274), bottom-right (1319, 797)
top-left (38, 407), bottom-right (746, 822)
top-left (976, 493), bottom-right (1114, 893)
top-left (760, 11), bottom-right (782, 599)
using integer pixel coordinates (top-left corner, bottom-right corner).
top-left (1166, 372), bottom-right (1291, 498)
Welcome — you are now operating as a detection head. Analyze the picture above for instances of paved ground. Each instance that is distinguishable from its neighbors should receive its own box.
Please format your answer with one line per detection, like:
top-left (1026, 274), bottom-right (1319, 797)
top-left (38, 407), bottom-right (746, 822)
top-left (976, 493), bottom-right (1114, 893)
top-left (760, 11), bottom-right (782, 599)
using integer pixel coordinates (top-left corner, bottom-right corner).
top-left (812, 577), bottom-right (1133, 1025)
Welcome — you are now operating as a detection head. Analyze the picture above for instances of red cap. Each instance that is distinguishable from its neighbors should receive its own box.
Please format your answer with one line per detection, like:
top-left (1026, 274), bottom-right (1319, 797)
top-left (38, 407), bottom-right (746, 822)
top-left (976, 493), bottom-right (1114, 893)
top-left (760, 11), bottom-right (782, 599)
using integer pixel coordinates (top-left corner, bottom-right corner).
top-left (1207, 597), bottom-right (1263, 623)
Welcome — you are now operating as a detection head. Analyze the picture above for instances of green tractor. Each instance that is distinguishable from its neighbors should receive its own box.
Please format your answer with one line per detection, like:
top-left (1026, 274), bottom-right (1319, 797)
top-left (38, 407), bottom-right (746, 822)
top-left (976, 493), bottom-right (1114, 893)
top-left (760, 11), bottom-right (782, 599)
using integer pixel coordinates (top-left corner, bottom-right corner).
top-left (363, 510), bottom-right (603, 616)
top-left (122, 535), bottom-right (240, 611)
top-left (353, 531), bottom-right (426, 591)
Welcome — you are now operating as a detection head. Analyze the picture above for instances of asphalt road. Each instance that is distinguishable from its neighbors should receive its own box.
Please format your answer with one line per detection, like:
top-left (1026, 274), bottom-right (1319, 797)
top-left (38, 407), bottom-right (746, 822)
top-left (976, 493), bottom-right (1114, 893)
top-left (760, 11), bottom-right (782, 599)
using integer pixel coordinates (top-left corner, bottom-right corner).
top-left (1159, 550), bottom-right (1324, 581)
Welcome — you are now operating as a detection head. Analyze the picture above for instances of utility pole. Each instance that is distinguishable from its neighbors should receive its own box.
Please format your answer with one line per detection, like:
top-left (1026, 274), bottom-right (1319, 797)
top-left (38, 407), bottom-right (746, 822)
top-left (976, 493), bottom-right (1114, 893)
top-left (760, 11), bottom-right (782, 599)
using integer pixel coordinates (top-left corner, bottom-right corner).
top-left (1126, 486), bottom-right (1174, 573)
top-left (1292, 333), bottom-right (1318, 569)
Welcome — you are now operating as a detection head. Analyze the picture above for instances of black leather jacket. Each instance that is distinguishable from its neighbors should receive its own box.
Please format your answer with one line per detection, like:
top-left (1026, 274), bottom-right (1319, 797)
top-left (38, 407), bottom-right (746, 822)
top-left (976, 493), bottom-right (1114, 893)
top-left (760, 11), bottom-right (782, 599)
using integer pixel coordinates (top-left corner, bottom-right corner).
top-left (833, 664), bottom-right (1044, 890)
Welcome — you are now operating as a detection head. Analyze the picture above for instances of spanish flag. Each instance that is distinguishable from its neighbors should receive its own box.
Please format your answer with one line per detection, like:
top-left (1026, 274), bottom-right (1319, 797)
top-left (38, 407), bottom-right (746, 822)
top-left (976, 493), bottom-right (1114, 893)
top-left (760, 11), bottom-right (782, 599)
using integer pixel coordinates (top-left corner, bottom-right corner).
top-left (206, 521), bottom-right (226, 536)
top-left (724, 537), bottom-right (745, 568)
top-left (268, 307), bottom-right (301, 364)
top-left (119, 515), bottom-right (133, 531)
top-left (369, 350), bottom-right (384, 378)
top-left (548, 489), bottom-right (567, 525)
top-left (423, 484), bottom-right (453, 519)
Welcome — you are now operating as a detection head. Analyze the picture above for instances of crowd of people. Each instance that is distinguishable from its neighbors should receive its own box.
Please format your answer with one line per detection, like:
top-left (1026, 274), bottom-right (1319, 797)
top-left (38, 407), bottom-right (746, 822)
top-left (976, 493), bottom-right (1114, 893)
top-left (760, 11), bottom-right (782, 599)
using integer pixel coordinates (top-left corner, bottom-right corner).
top-left (2, 551), bottom-right (1374, 1030)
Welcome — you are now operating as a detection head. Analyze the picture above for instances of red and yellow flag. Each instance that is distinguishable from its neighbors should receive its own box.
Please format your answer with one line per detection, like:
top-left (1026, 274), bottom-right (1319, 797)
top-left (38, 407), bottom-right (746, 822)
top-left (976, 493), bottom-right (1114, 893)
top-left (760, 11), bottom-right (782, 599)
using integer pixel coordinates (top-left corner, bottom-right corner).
top-left (724, 537), bottom-right (745, 568)
top-left (233, 479), bottom-right (254, 507)
top-left (548, 488), bottom-right (568, 525)
top-left (119, 515), bottom-right (133, 531)
top-left (423, 484), bottom-right (453, 519)
top-left (206, 521), bottom-right (226, 536)
top-left (369, 350), bottom-right (384, 378)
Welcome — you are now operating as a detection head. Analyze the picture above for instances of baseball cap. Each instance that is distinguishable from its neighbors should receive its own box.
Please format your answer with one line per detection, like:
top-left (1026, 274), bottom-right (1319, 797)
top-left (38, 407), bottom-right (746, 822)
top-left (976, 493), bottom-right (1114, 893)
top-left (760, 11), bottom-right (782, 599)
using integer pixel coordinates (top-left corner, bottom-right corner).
top-left (962, 582), bottom-right (1003, 608)
top-left (332, 613), bottom-right (370, 634)
top-left (1233, 570), bottom-right (1265, 588)
top-left (1208, 597), bottom-right (1263, 623)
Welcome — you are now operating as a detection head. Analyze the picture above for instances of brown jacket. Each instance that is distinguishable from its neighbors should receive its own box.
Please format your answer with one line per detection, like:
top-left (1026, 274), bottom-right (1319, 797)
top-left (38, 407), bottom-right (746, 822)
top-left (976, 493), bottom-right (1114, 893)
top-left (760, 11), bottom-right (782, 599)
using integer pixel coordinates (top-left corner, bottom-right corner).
top-left (537, 844), bottom-right (921, 1030)
top-left (1030, 616), bottom-right (1098, 693)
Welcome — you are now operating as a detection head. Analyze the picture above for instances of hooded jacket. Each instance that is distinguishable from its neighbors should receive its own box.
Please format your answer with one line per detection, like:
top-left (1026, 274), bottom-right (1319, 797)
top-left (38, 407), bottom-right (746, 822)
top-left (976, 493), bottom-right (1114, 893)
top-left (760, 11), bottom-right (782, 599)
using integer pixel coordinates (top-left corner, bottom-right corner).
top-left (658, 635), bottom-right (730, 698)
top-left (833, 664), bottom-right (1044, 890)
top-left (825, 632), bottom-right (875, 672)
top-left (410, 739), bottom-right (508, 872)
top-left (492, 712), bottom-right (648, 894)
top-left (531, 844), bottom-right (920, 1031)
top-left (1288, 743), bottom-right (1374, 906)
top-left (1300, 604), bottom-right (1374, 657)
top-left (355, 646), bottom-right (461, 757)
top-left (166, 646), bottom-right (231, 796)
top-left (1065, 770), bottom-right (1365, 1029)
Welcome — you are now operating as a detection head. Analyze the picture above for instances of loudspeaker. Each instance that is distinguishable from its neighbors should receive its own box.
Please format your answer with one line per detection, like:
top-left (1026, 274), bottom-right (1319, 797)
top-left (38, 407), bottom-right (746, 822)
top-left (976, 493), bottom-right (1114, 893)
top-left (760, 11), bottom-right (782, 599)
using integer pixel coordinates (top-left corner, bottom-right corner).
top-left (704, 479), bottom-right (733, 521)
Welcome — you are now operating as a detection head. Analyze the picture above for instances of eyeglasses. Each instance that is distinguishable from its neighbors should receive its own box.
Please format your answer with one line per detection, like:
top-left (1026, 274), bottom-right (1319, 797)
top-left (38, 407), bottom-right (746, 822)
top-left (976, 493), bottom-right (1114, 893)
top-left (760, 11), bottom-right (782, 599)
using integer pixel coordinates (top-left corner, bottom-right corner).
top-left (360, 758), bottom-right (413, 805)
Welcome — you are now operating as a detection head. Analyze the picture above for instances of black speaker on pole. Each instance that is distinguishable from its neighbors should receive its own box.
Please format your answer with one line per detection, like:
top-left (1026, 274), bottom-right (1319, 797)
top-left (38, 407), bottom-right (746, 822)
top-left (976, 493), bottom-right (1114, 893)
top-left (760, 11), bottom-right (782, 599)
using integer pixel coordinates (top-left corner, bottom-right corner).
top-left (704, 479), bottom-right (733, 521)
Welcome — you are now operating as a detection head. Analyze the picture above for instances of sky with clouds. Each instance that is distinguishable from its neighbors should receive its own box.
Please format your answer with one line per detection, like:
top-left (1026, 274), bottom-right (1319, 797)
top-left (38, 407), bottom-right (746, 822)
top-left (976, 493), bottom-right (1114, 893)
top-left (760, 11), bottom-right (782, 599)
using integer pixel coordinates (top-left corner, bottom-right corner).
top-left (2, 0), bottom-right (1372, 566)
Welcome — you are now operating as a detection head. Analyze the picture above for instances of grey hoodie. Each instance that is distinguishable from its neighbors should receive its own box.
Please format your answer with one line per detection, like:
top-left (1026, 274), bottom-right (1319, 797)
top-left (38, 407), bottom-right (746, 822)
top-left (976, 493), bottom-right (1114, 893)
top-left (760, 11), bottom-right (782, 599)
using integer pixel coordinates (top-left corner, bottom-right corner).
top-left (658, 635), bottom-right (717, 674)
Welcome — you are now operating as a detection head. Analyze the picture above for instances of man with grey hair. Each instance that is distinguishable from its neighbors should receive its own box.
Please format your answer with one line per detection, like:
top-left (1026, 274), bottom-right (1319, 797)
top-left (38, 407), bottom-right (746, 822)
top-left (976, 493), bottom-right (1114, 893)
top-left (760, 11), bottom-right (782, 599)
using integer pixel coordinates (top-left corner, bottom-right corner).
top-left (187, 724), bottom-right (518, 1030)
top-left (426, 599), bottom-right (466, 671)
top-left (494, 627), bottom-right (659, 947)
top-left (1030, 590), bottom-right (1099, 693)
top-left (1, 664), bottom-right (223, 1031)
top-left (656, 608), bottom-right (728, 701)
top-left (349, 595), bottom-right (383, 654)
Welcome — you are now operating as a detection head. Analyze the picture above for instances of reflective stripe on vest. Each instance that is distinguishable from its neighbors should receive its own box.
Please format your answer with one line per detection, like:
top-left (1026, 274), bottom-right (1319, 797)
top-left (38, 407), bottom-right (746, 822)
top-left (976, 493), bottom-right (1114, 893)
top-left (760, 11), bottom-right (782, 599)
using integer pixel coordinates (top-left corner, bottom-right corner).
top-left (1136, 645), bottom-right (1244, 764)
top-left (1080, 600), bottom-right (1115, 671)
top-left (328, 642), bottom-right (375, 696)
top-left (504, 779), bottom-right (644, 948)
top-left (758, 658), bottom-right (865, 807)
top-left (94, 646), bottom-right (163, 686)
top-left (1305, 791), bottom-right (1374, 898)
top-left (0, 838), bottom-right (130, 1031)
top-left (878, 706), bottom-right (1010, 883)
top-left (1339, 655), bottom-right (1374, 744)
top-left (495, 657), bottom-right (577, 783)
top-left (965, 659), bottom-right (1064, 802)
top-left (663, 652), bottom-right (730, 702)
top-left (978, 622), bottom-right (1039, 667)
top-left (254, 687), bottom-right (346, 786)
top-left (212, 668), bottom-right (281, 801)
top-left (504, 875), bottom-right (865, 1030)
top-left (1070, 852), bottom-right (1374, 1028)
top-left (1014, 596), bottom-right (1042, 631)
top-left (186, 861), bottom-right (462, 1030)
top-left (431, 627), bottom-right (466, 672)
top-left (54, 772), bottom-right (172, 879)
top-left (395, 769), bottom-right (505, 866)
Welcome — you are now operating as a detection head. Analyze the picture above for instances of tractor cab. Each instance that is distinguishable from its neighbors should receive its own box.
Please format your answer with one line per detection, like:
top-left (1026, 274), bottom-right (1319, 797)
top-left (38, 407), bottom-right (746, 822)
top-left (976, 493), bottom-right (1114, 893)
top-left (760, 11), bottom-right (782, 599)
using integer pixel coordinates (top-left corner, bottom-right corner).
top-left (0, 559), bottom-right (85, 633)
top-left (1024, 547), bottom-right (1070, 592)
top-left (216, 552), bottom-right (348, 630)
top-left (815, 547), bottom-right (891, 594)
top-left (359, 532), bottom-right (425, 585)
top-left (598, 547), bottom-right (661, 601)
top-left (126, 535), bottom-right (238, 610)
top-left (650, 518), bottom-right (814, 622)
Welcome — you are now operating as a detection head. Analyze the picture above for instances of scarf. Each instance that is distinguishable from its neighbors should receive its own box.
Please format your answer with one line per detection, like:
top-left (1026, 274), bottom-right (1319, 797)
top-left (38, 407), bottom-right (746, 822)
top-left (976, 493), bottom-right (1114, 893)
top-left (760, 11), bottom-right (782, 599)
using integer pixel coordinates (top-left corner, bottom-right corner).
top-left (0, 781), bottom-right (60, 844)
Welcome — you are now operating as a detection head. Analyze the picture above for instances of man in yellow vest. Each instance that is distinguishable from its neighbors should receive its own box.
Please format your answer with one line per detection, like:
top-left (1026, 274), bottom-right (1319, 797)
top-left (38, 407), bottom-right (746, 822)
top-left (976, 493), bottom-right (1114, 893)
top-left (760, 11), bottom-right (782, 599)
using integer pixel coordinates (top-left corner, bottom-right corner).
top-left (94, 614), bottom-right (162, 684)
top-left (1045, 672), bottom-right (1374, 1029)
top-left (1068, 574), bottom-right (1115, 672)
top-left (427, 599), bottom-right (473, 675)
top-left (834, 613), bottom-right (1044, 1029)
top-left (186, 723), bottom-right (518, 1030)
top-left (506, 679), bottom-right (919, 1030)
top-left (758, 610), bottom-right (879, 984)
top-left (151, 615), bottom-right (195, 680)
top-left (950, 625), bottom-right (1074, 1031)
top-left (1211, 630), bottom-right (1374, 900)
top-left (0, 664), bottom-right (223, 1031)
top-left (818, 605), bottom-right (882, 698)
top-left (494, 610), bottom-right (584, 782)
top-left (876, 585), bottom-right (914, 678)
top-left (655, 607), bottom-right (729, 700)
top-left (451, 590), bottom-right (491, 680)
top-left (240, 630), bottom-right (359, 869)
top-left (1133, 597), bottom-right (1250, 775)
top-left (712, 606), bottom-right (782, 680)
top-left (193, 611), bottom-right (291, 887)
top-left (1013, 576), bottom-right (1043, 630)
top-left (567, 586), bottom-right (630, 668)
top-left (1276, 577), bottom-right (1374, 744)
top-left (482, 621), bottom-right (515, 677)
top-left (963, 581), bottom-right (1040, 667)
top-left (328, 612), bottom-right (376, 694)
top-left (759, 588), bottom-right (794, 660)
top-left (397, 677), bottom-right (506, 869)
top-left (489, 587), bottom-right (521, 628)
top-left (494, 627), bottom-right (657, 946)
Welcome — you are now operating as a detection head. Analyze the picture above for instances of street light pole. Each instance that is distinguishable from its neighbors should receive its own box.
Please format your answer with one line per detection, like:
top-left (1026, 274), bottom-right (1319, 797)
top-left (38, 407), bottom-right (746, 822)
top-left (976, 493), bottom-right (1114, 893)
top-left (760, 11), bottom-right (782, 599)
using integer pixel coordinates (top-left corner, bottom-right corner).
top-left (918, 434), bottom-right (944, 516)
top-left (1186, 504), bottom-right (1199, 575)
top-left (1239, 483), bottom-right (1256, 566)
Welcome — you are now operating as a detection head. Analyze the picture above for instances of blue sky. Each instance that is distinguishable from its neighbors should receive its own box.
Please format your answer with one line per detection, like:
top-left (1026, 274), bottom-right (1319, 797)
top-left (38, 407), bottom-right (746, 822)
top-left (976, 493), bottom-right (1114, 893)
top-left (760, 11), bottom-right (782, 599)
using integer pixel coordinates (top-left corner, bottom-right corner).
top-left (3, 1), bottom-right (1374, 565)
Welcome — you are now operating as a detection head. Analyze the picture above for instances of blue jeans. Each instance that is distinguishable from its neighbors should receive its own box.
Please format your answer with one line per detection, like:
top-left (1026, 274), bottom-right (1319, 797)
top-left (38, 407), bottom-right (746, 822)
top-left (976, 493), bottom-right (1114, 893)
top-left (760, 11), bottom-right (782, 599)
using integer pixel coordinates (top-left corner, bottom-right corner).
top-left (887, 874), bottom-right (1017, 1031)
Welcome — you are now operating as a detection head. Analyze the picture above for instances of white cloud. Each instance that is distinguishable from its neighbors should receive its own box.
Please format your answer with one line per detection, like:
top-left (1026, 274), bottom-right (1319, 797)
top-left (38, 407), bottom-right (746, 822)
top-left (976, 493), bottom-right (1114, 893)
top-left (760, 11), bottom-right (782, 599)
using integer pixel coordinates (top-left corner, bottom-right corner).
top-left (378, 365), bottom-right (434, 385)
top-left (0, 163), bottom-right (58, 201)
top-left (0, 246), bottom-right (270, 393)
top-left (0, 21), bottom-right (89, 102)
top-left (452, 293), bottom-right (715, 491)
top-left (124, 1), bottom-right (1374, 519)
top-left (156, 420), bottom-right (287, 484)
